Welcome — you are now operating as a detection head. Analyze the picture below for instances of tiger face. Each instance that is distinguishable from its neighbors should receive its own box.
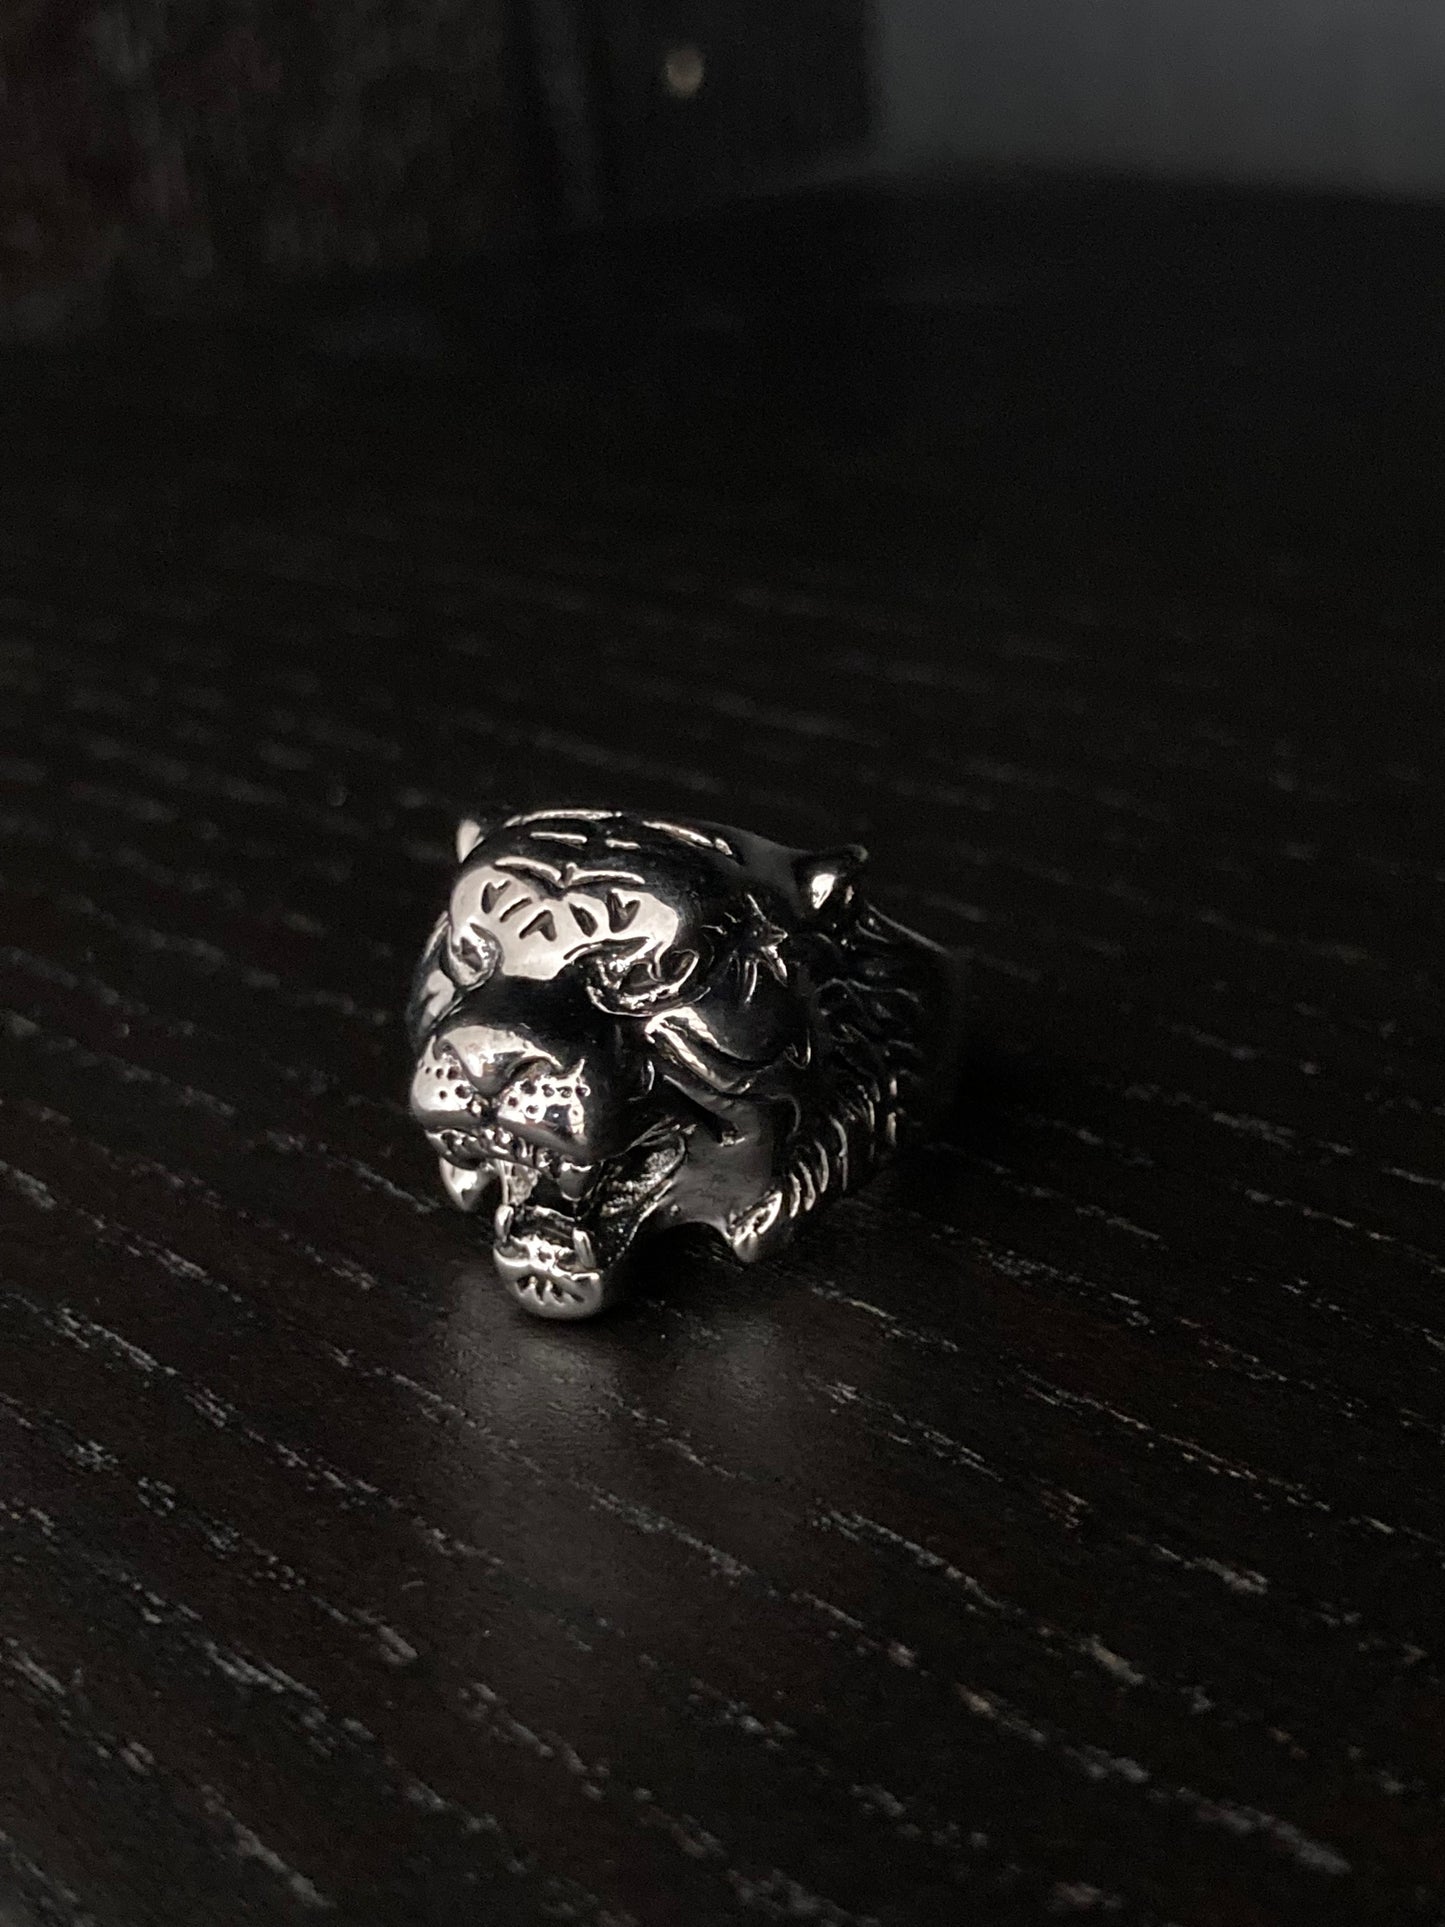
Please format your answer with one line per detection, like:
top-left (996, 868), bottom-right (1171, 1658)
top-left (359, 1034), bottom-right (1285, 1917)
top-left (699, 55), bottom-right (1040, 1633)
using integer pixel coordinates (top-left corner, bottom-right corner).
top-left (407, 807), bottom-right (955, 1317)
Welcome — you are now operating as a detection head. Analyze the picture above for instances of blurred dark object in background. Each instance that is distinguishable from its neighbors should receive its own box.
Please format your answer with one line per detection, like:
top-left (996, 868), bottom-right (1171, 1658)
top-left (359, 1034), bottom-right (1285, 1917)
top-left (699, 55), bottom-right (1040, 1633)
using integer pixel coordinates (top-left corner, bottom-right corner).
top-left (0, 0), bottom-right (869, 337)
top-left (522, 0), bottom-right (867, 221)
top-left (0, 0), bottom-right (511, 335)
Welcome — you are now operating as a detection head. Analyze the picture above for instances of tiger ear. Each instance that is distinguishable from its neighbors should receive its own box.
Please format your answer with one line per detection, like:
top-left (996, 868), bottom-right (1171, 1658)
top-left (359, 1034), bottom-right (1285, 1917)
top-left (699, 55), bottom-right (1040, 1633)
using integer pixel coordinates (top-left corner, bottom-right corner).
top-left (455, 806), bottom-right (517, 863)
top-left (795, 844), bottom-right (867, 915)
top-left (455, 816), bottom-right (489, 863)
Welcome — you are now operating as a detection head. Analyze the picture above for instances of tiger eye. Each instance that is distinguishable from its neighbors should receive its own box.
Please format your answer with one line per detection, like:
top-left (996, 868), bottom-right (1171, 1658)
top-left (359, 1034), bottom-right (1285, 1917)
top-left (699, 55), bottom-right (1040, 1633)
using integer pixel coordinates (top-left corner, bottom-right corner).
top-left (448, 921), bottom-right (500, 985)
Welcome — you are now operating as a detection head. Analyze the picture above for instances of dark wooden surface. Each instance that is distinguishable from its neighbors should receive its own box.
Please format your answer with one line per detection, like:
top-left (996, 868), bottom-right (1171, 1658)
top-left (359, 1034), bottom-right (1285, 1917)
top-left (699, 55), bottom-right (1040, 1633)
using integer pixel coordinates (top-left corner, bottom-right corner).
top-left (1, 183), bottom-right (1444, 1926)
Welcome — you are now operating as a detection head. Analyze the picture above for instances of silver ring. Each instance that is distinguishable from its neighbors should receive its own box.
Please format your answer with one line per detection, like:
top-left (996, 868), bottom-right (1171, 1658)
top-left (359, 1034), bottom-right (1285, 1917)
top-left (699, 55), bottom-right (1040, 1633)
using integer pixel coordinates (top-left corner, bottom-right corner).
top-left (407, 806), bottom-right (961, 1318)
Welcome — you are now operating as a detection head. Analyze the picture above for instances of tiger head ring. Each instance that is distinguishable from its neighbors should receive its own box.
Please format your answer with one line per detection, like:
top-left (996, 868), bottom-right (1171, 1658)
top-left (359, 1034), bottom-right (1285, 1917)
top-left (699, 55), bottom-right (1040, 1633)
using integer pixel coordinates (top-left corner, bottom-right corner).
top-left (407, 807), bottom-right (960, 1318)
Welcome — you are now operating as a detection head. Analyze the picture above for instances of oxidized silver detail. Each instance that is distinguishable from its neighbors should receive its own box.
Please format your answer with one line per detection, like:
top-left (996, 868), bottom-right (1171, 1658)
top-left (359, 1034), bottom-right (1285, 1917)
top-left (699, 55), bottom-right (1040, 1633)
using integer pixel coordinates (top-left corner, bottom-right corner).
top-left (407, 807), bottom-right (961, 1318)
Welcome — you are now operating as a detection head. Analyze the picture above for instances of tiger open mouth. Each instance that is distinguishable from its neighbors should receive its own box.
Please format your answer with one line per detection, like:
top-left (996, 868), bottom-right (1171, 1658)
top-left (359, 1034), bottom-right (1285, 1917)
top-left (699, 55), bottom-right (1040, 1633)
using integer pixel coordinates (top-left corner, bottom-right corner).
top-left (427, 1119), bottom-right (690, 1316)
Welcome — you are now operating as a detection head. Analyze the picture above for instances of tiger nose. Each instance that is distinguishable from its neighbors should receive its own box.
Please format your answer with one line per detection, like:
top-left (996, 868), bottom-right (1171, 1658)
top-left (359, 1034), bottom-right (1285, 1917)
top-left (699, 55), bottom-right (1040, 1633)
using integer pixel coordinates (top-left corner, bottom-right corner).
top-left (444, 1024), bottom-right (559, 1100)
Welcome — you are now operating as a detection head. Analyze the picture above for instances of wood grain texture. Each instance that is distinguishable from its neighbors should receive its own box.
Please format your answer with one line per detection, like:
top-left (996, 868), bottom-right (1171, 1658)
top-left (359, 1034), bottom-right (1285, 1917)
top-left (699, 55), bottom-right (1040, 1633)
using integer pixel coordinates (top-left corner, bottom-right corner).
top-left (0, 183), bottom-right (1442, 1926)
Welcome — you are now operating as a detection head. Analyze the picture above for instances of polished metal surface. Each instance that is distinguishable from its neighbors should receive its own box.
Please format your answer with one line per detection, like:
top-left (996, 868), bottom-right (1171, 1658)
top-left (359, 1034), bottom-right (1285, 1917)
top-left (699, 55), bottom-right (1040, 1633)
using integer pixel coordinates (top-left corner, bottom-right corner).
top-left (407, 807), bottom-right (961, 1317)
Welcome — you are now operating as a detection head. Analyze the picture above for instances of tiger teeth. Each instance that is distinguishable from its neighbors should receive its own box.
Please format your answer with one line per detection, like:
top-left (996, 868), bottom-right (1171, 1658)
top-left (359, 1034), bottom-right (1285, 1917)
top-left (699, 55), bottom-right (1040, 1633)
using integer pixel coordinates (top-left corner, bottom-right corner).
top-left (473, 1126), bottom-right (575, 1180)
top-left (444, 1120), bottom-right (607, 1207)
top-left (439, 1158), bottom-right (487, 1212)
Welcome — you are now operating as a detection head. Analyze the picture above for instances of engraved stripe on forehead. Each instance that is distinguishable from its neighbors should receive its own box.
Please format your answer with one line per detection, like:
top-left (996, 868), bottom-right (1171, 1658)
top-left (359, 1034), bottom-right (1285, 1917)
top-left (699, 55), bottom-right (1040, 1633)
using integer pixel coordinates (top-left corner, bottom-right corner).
top-left (492, 853), bottom-right (565, 884)
top-left (486, 852), bottom-right (650, 890)
top-left (639, 818), bottom-right (737, 858)
top-left (450, 857), bottom-right (681, 981)
top-left (508, 808), bottom-right (619, 826)
top-left (502, 807), bottom-right (736, 862)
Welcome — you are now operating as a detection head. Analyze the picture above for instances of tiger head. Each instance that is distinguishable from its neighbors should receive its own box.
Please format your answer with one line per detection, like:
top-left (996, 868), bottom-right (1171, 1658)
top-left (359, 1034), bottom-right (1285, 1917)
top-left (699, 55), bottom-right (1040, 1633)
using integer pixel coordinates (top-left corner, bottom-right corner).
top-left (407, 807), bottom-right (954, 1317)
